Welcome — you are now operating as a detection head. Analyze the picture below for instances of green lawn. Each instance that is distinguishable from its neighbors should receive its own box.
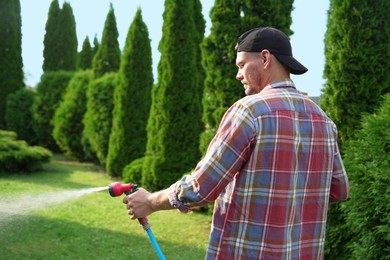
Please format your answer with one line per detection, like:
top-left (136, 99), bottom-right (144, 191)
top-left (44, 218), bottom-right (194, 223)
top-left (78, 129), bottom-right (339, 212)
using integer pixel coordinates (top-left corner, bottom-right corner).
top-left (0, 155), bottom-right (210, 259)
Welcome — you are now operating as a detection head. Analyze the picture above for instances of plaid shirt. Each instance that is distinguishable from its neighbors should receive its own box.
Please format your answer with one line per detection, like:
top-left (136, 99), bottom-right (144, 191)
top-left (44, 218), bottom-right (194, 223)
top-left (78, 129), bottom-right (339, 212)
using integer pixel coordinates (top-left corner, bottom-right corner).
top-left (168, 80), bottom-right (349, 260)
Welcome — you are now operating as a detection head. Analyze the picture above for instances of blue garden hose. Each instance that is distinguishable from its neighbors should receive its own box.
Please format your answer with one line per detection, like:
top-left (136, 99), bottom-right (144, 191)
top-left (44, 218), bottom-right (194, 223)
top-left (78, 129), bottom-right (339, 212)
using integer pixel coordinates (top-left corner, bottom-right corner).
top-left (145, 226), bottom-right (166, 260)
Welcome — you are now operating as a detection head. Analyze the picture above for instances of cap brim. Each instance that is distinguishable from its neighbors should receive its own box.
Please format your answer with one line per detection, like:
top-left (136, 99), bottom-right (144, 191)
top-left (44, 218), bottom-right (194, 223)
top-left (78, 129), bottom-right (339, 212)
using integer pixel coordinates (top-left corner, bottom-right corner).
top-left (274, 54), bottom-right (308, 75)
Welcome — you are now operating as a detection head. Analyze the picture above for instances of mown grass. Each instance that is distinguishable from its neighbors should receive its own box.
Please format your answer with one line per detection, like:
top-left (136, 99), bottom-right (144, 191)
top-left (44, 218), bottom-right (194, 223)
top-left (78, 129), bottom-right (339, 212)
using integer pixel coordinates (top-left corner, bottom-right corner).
top-left (0, 154), bottom-right (210, 259)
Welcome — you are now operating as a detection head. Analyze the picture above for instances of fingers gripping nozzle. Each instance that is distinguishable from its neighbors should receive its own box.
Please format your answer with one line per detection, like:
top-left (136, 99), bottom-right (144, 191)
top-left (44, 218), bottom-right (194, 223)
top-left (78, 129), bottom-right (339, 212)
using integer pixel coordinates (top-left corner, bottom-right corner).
top-left (108, 182), bottom-right (164, 259)
top-left (108, 182), bottom-right (138, 197)
top-left (108, 182), bottom-right (149, 230)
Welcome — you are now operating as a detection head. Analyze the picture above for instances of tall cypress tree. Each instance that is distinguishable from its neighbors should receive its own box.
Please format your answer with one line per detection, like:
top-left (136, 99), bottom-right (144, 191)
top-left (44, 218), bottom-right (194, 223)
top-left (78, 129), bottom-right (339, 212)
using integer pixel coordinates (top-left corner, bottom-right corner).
top-left (200, 0), bottom-right (293, 153)
top-left (82, 73), bottom-right (116, 165)
top-left (42, 0), bottom-right (61, 72)
top-left (142, 0), bottom-right (205, 190)
top-left (57, 2), bottom-right (77, 71)
top-left (32, 71), bottom-right (74, 150)
top-left (321, 0), bottom-right (390, 147)
top-left (200, 0), bottom-right (242, 152)
top-left (193, 0), bottom-right (206, 101)
top-left (52, 70), bottom-right (93, 160)
top-left (342, 94), bottom-right (390, 259)
top-left (42, 0), bottom-right (77, 72)
top-left (106, 9), bottom-right (153, 177)
top-left (82, 4), bottom-right (121, 165)
top-left (322, 0), bottom-right (390, 258)
top-left (0, 0), bottom-right (24, 129)
top-left (240, 0), bottom-right (293, 34)
top-left (91, 4), bottom-right (120, 78)
top-left (5, 88), bottom-right (36, 144)
top-left (92, 35), bottom-right (100, 57)
top-left (77, 37), bottom-right (93, 70)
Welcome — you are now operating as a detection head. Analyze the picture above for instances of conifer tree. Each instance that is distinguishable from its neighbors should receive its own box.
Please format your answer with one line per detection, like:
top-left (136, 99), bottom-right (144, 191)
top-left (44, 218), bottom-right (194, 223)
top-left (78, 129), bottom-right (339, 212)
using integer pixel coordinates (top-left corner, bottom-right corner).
top-left (200, 0), bottom-right (293, 153)
top-left (82, 4), bottom-right (121, 165)
top-left (0, 0), bottom-right (24, 128)
top-left (342, 94), bottom-right (390, 259)
top-left (200, 0), bottom-right (242, 152)
top-left (321, 0), bottom-right (390, 147)
top-left (193, 0), bottom-right (206, 101)
top-left (92, 4), bottom-right (120, 78)
top-left (240, 0), bottom-right (293, 34)
top-left (142, 0), bottom-right (205, 190)
top-left (42, 0), bottom-right (77, 72)
top-left (92, 35), bottom-right (100, 56)
top-left (32, 71), bottom-right (74, 150)
top-left (5, 88), bottom-right (36, 144)
top-left (42, 0), bottom-right (60, 72)
top-left (58, 2), bottom-right (77, 70)
top-left (82, 73), bottom-right (116, 165)
top-left (53, 70), bottom-right (93, 160)
top-left (322, 1), bottom-right (390, 258)
top-left (107, 9), bottom-right (153, 177)
top-left (77, 37), bottom-right (93, 70)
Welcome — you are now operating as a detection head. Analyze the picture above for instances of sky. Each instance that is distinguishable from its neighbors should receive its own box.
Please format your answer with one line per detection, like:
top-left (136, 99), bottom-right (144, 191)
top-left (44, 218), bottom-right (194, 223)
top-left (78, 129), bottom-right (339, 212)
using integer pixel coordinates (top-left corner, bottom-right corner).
top-left (20, 0), bottom-right (329, 97)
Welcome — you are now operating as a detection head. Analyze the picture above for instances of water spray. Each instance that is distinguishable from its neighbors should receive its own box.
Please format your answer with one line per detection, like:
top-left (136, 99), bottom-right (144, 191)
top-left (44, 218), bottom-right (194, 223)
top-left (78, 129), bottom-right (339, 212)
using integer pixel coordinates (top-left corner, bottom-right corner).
top-left (108, 182), bottom-right (166, 260)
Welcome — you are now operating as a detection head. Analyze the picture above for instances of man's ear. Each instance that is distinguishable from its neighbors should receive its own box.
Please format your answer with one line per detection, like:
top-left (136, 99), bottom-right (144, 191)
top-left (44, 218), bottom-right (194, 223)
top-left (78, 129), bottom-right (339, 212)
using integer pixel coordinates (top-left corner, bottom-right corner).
top-left (261, 49), bottom-right (271, 68)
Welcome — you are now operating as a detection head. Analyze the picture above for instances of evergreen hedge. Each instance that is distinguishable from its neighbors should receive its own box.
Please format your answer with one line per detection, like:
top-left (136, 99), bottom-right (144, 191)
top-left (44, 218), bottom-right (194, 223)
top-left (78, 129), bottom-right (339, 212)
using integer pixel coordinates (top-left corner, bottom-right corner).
top-left (43, 0), bottom-right (77, 72)
top-left (0, 130), bottom-right (52, 173)
top-left (340, 94), bottom-right (390, 259)
top-left (142, 0), bottom-right (205, 190)
top-left (5, 88), bottom-right (37, 145)
top-left (32, 71), bottom-right (74, 151)
top-left (91, 4), bottom-right (120, 78)
top-left (106, 9), bottom-right (153, 177)
top-left (82, 73), bottom-right (116, 165)
top-left (52, 70), bottom-right (93, 161)
top-left (321, 0), bottom-right (390, 147)
top-left (77, 37), bottom-right (93, 70)
top-left (42, 0), bottom-right (61, 72)
top-left (322, 1), bottom-right (390, 257)
top-left (200, 0), bottom-right (242, 153)
top-left (200, 0), bottom-right (293, 154)
top-left (122, 157), bottom-right (144, 185)
top-left (0, 0), bottom-right (24, 128)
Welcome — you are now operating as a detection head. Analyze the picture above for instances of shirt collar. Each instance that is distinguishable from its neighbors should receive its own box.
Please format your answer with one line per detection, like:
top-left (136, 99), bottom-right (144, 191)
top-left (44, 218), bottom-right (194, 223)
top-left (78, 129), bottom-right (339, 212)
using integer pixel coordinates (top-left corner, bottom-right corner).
top-left (262, 79), bottom-right (296, 92)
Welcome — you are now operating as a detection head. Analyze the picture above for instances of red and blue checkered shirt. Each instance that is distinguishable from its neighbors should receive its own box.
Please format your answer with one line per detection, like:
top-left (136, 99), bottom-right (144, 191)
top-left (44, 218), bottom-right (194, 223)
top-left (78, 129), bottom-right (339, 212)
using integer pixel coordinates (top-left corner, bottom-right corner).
top-left (168, 80), bottom-right (349, 260)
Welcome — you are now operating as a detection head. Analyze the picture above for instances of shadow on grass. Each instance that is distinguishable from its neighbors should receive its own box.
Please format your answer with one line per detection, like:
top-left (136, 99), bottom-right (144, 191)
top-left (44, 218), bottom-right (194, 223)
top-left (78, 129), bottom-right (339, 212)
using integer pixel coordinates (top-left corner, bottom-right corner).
top-left (0, 154), bottom-right (113, 192)
top-left (0, 214), bottom-right (206, 260)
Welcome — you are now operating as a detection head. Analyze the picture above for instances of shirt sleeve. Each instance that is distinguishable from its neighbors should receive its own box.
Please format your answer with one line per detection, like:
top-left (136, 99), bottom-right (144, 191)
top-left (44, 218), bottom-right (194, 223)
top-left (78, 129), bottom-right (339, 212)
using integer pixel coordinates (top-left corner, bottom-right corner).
top-left (168, 102), bottom-right (256, 212)
top-left (329, 142), bottom-right (349, 202)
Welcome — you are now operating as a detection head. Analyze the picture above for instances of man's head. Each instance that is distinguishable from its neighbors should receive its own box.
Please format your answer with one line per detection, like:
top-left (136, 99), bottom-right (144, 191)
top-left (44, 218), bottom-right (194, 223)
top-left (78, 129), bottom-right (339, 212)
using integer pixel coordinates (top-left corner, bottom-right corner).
top-left (235, 27), bottom-right (307, 75)
top-left (235, 27), bottom-right (307, 96)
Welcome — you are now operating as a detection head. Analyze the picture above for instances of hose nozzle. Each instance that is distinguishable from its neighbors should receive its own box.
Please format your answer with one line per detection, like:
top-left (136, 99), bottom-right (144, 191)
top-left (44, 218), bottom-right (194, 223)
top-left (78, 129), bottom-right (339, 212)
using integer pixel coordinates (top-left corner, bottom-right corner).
top-left (108, 182), bottom-right (164, 259)
top-left (108, 182), bottom-right (137, 197)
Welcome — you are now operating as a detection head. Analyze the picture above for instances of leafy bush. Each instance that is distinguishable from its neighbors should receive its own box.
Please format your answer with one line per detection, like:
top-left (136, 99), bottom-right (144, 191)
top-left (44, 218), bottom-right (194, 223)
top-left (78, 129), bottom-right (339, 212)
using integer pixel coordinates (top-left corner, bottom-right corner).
top-left (122, 157), bottom-right (144, 185)
top-left (106, 9), bottom-right (152, 178)
top-left (52, 70), bottom-right (93, 161)
top-left (5, 87), bottom-right (37, 145)
top-left (32, 71), bottom-right (74, 151)
top-left (341, 94), bottom-right (390, 259)
top-left (82, 73), bottom-right (116, 165)
top-left (0, 130), bottom-right (52, 173)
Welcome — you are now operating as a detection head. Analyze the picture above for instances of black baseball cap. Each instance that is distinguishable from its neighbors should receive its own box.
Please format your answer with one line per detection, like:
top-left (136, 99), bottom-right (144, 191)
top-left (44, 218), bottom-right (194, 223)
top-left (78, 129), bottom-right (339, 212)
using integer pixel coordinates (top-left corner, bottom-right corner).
top-left (235, 27), bottom-right (308, 75)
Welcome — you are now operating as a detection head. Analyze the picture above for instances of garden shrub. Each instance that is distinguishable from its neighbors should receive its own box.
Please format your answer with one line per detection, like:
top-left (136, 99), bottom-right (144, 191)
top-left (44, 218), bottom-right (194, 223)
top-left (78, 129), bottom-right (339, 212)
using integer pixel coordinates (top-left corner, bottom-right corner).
top-left (32, 71), bottom-right (74, 151)
top-left (82, 73), bottom-right (116, 165)
top-left (341, 94), bottom-right (390, 259)
top-left (0, 130), bottom-right (52, 173)
top-left (122, 157), bottom-right (144, 185)
top-left (5, 87), bottom-right (37, 145)
top-left (52, 70), bottom-right (93, 161)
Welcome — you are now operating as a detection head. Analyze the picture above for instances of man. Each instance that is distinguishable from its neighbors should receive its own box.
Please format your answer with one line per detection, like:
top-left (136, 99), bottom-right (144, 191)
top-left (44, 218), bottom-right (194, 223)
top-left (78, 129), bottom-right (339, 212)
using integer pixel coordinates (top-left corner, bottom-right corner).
top-left (123, 27), bottom-right (349, 259)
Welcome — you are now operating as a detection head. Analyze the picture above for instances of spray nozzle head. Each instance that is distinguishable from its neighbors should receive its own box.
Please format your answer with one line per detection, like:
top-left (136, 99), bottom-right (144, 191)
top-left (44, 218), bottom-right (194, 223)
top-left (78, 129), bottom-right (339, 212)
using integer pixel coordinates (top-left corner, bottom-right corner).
top-left (108, 182), bottom-right (137, 197)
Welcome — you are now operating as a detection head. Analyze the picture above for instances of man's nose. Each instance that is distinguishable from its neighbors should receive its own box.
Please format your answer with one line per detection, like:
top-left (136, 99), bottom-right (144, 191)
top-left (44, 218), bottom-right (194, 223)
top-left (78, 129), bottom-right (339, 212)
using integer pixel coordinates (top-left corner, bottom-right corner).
top-left (236, 71), bottom-right (243, 80)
